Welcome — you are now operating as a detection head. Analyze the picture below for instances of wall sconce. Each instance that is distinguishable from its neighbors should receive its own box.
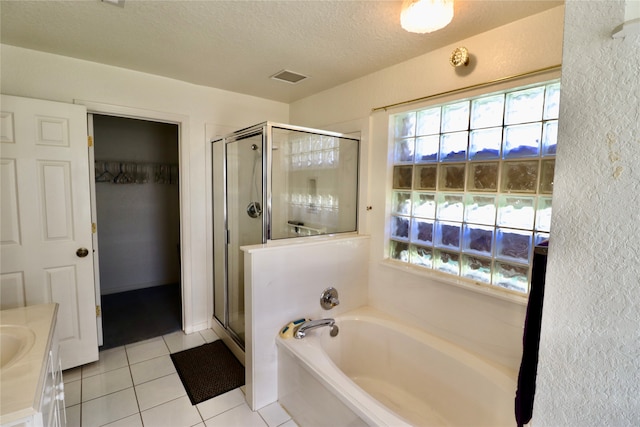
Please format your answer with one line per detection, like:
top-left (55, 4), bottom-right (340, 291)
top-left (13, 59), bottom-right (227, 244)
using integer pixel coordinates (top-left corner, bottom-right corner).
top-left (400, 0), bottom-right (454, 34)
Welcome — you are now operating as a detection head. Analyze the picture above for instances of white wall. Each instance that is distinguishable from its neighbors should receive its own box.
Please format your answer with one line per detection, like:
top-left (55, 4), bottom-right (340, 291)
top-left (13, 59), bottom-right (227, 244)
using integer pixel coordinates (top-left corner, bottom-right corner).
top-left (243, 235), bottom-right (370, 410)
top-left (0, 44), bottom-right (289, 332)
top-left (289, 6), bottom-right (565, 372)
top-left (535, 1), bottom-right (640, 424)
top-left (93, 115), bottom-right (180, 294)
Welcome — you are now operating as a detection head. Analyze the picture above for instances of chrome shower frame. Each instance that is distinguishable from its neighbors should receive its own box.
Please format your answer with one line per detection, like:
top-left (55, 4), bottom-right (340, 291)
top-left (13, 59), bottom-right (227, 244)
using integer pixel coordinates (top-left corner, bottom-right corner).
top-left (211, 121), bottom-right (359, 351)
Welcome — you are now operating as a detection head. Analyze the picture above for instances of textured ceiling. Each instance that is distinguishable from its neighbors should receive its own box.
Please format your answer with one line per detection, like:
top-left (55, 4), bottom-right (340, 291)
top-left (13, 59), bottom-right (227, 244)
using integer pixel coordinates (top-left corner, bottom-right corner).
top-left (0, 0), bottom-right (562, 103)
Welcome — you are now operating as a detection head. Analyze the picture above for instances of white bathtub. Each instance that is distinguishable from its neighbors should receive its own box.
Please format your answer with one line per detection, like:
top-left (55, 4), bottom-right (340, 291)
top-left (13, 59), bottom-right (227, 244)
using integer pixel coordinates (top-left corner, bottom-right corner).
top-left (276, 307), bottom-right (516, 426)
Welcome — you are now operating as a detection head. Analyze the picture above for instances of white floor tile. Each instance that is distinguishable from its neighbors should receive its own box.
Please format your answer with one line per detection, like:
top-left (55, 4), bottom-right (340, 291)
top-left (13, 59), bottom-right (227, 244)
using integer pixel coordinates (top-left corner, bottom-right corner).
top-left (204, 404), bottom-right (268, 427)
top-left (141, 396), bottom-right (202, 427)
top-left (279, 420), bottom-right (299, 427)
top-left (77, 333), bottom-right (266, 427)
top-left (81, 388), bottom-right (139, 427)
top-left (130, 354), bottom-right (176, 385)
top-left (199, 328), bottom-right (220, 343)
top-left (258, 402), bottom-right (291, 427)
top-left (125, 337), bottom-right (169, 365)
top-left (63, 366), bottom-right (82, 383)
top-left (163, 330), bottom-right (206, 353)
top-left (65, 404), bottom-right (80, 427)
top-left (82, 346), bottom-right (128, 378)
top-left (82, 366), bottom-right (133, 402)
top-left (196, 388), bottom-right (246, 421)
top-left (102, 413), bottom-right (143, 427)
top-left (64, 380), bottom-right (81, 407)
top-left (135, 372), bottom-right (186, 411)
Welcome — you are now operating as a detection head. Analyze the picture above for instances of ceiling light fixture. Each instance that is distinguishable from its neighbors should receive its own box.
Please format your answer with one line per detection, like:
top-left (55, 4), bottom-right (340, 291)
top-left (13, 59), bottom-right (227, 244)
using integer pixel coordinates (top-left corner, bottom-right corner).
top-left (400, 0), bottom-right (454, 34)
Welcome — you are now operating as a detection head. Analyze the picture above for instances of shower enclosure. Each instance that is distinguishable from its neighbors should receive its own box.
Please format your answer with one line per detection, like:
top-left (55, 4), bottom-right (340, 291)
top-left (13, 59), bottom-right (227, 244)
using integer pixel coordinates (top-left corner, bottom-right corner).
top-left (211, 122), bottom-right (359, 348)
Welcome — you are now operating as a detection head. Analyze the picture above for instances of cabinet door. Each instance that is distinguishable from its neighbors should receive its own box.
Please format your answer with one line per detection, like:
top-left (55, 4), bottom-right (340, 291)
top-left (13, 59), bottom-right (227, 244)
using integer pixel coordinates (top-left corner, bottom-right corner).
top-left (40, 353), bottom-right (56, 427)
top-left (40, 354), bottom-right (66, 427)
top-left (54, 360), bottom-right (66, 427)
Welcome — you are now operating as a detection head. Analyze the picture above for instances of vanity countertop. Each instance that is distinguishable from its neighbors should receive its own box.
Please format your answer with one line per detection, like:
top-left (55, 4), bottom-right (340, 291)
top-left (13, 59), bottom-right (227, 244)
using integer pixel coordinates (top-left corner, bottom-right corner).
top-left (0, 303), bottom-right (58, 425)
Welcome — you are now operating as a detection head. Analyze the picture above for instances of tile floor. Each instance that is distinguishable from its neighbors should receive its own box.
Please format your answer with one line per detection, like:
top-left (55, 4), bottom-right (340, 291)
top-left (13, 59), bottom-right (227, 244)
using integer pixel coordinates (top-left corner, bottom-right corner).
top-left (62, 329), bottom-right (297, 427)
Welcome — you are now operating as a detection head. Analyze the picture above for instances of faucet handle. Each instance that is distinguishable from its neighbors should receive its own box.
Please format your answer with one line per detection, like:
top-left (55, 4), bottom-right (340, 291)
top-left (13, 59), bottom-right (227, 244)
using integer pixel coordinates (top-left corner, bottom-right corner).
top-left (320, 287), bottom-right (339, 310)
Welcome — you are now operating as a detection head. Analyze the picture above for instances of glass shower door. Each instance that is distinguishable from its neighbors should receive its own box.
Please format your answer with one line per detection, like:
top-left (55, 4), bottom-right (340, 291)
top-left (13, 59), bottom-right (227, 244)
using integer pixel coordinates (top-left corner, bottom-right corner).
top-left (225, 132), bottom-right (264, 344)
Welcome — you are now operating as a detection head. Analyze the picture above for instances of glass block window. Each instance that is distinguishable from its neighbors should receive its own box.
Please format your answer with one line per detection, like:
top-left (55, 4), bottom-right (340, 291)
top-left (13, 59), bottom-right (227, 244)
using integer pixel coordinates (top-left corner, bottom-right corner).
top-left (389, 80), bottom-right (560, 294)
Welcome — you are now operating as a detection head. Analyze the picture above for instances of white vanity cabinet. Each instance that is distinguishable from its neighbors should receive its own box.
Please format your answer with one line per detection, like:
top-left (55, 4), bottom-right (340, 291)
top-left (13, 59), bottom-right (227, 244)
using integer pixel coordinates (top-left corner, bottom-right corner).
top-left (0, 304), bottom-right (66, 427)
top-left (39, 344), bottom-right (66, 427)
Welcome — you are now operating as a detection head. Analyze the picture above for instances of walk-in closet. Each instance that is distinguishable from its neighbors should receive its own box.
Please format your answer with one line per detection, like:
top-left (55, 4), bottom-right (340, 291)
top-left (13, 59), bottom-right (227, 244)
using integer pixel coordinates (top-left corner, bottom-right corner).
top-left (92, 114), bottom-right (181, 349)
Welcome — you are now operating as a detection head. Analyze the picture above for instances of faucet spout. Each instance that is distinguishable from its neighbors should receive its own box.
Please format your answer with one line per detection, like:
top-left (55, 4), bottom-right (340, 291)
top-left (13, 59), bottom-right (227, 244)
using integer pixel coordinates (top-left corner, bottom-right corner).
top-left (293, 318), bottom-right (339, 339)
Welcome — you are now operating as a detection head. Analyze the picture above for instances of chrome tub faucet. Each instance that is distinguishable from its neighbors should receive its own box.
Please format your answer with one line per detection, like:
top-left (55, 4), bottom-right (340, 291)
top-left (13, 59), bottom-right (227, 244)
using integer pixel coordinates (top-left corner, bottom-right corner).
top-left (293, 318), bottom-right (339, 339)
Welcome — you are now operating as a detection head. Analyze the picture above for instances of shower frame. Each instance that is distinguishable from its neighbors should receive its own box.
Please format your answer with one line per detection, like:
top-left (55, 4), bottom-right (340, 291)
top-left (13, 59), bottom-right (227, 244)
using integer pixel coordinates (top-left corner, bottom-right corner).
top-left (211, 121), bottom-right (359, 351)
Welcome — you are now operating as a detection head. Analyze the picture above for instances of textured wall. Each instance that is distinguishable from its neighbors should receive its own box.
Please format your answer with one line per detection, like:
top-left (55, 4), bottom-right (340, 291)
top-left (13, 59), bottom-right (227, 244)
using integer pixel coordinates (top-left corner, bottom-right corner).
top-left (535, 0), bottom-right (640, 424)
top-left (290, 6), bottom-right (565, 128)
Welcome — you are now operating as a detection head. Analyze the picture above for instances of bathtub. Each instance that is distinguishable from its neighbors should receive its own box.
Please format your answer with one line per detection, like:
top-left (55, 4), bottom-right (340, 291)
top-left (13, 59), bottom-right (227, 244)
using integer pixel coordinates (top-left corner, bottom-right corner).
top-left (276, 307), bottom-right (516, 426)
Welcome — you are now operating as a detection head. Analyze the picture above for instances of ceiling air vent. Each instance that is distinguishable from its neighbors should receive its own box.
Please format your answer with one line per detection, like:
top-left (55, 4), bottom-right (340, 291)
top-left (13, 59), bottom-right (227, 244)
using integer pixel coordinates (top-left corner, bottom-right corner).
top-left (270, 70), bottom-right (309, 84)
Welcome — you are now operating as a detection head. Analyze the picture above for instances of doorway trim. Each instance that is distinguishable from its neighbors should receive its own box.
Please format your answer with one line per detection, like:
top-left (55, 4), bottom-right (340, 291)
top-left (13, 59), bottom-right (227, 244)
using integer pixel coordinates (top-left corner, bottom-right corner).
top-left (75, 99), bottom-right (193, 333)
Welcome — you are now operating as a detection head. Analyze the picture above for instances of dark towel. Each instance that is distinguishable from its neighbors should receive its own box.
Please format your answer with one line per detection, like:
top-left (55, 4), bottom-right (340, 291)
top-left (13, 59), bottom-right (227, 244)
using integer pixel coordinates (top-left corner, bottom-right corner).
top-left (515, 244), bottom-right (548, 427)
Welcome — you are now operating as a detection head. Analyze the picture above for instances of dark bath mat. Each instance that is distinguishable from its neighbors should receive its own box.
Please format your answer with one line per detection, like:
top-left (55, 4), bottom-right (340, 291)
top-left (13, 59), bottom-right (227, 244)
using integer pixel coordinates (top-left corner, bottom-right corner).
top-left (171, 340), bottom-right (245, 405)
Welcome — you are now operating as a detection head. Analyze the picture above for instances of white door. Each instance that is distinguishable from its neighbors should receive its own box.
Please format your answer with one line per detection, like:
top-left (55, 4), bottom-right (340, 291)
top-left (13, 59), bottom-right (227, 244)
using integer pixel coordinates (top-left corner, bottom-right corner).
top-left (0, 94), bottom-right (99, 369)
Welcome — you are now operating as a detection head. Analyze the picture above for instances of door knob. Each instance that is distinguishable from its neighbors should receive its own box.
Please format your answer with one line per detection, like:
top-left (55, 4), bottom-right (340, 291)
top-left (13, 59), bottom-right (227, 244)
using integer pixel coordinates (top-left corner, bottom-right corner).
top-left (76, 248), bottom-right (89, 258)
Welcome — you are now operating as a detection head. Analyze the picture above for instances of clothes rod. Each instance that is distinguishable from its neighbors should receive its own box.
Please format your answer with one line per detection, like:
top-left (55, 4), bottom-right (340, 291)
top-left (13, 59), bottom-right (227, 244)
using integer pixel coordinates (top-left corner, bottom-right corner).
top-left (371, 64), bottom-right (562, 113)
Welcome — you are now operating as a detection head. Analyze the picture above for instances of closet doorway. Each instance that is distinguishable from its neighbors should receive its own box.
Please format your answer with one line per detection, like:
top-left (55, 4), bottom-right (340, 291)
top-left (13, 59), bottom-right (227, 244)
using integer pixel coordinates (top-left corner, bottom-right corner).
top-left (92, 114), bottom-right (182, 349)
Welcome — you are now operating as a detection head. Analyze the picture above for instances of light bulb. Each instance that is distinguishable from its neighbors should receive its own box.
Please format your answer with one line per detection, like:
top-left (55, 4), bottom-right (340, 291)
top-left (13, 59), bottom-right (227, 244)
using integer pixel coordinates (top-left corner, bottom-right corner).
top-left (400, 0), bottom-right (454, 34)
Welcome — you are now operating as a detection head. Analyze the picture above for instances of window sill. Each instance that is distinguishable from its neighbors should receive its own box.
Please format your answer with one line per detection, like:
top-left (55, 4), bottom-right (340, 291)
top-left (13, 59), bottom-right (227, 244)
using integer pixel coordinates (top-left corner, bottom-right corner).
top-left (379, 259), bottom-right (529, 307)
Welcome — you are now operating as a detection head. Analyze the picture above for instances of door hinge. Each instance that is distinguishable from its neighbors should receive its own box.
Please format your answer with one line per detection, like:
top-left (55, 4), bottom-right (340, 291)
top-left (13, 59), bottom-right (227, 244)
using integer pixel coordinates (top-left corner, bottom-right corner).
top-left (96, 305), bottom-right (101, 317)
top-left (92, 223), bottom-right (97, 234)
top-left (88, 136), bottom-right (93, 147)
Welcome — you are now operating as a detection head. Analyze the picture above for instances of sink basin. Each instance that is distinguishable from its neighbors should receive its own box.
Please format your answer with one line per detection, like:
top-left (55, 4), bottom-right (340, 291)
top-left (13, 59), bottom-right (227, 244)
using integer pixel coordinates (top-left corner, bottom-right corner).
top-left (0, 325), bottom-right (36, 369)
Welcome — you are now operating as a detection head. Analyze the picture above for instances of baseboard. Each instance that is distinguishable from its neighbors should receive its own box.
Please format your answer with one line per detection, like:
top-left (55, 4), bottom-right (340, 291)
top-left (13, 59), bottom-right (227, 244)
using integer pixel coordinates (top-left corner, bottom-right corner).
top-left (184, 320), bottom-right (210, 335)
